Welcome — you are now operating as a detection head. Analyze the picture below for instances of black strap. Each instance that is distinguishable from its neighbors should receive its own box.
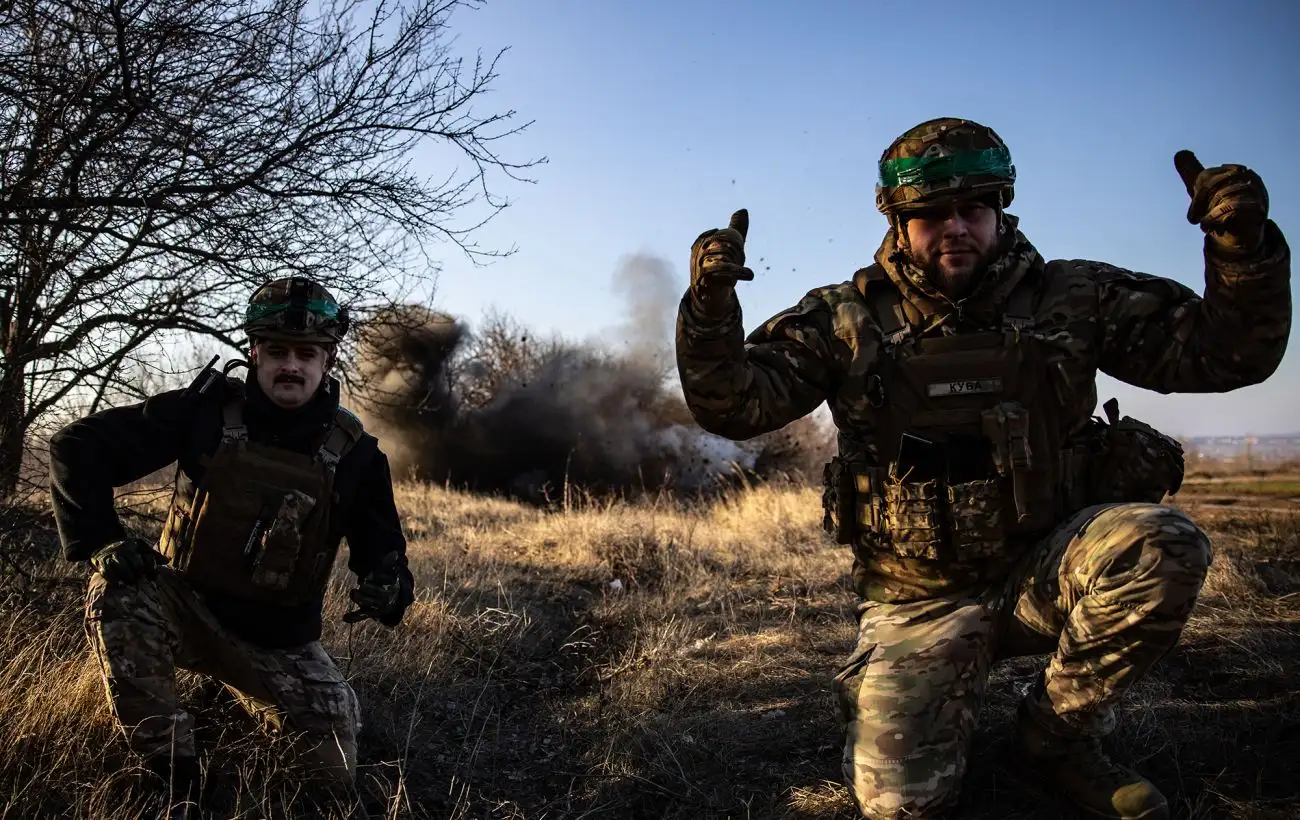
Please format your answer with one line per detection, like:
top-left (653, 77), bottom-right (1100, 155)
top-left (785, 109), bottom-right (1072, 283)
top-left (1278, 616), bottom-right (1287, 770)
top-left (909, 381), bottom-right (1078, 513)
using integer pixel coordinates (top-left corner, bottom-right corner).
top-left (1001, 276), bottom-right (1036, 341)
top-left (288, 277), bottom-right (312, 308)
top-left (221, 397), bottom-right (248, 443)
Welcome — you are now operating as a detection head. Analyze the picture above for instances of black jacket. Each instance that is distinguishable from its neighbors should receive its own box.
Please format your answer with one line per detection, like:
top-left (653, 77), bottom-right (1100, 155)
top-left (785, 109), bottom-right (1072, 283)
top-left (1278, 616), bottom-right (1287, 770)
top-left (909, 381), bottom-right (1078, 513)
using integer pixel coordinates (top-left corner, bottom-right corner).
top-left (49, 367), bottom-right (409, 648)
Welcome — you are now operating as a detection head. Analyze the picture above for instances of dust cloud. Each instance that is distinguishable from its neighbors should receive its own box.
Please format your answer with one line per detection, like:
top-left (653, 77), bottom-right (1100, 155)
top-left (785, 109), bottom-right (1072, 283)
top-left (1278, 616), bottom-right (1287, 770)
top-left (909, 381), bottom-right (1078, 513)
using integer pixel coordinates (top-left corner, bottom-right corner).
top-left (350, 254), bottom-right (833, 501)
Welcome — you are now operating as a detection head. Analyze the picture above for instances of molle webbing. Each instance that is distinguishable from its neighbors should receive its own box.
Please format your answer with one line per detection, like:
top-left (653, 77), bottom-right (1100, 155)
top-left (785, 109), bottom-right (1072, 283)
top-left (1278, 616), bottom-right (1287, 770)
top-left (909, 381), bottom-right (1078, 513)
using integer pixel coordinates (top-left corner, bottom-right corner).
top-left (160, 396), bottom-right (366, 605)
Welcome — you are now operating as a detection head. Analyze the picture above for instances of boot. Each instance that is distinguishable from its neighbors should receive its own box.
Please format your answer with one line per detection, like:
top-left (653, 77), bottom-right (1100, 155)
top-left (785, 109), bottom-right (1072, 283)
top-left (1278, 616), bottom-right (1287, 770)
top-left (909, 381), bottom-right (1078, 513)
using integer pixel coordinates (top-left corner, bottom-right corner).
top-left (143, 753), bottom-right (202, 819)
top-left (1016, 698), bottom-right (1168, 820)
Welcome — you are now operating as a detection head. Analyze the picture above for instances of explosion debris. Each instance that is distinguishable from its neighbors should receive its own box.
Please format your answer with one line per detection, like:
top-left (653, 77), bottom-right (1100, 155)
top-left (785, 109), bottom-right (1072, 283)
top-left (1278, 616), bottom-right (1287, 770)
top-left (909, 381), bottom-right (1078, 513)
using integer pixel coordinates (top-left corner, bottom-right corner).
top-left (349, 255), bottom-right (833, 501)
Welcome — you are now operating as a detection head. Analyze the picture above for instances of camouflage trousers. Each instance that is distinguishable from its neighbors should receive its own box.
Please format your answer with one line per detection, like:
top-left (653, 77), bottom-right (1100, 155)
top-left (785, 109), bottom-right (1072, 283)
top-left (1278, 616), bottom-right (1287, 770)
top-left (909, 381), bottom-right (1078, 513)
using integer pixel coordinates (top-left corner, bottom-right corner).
top-left (84, 567), bottom-right (361, 784)
top-left (834, 502), bottom-right (1212, 819)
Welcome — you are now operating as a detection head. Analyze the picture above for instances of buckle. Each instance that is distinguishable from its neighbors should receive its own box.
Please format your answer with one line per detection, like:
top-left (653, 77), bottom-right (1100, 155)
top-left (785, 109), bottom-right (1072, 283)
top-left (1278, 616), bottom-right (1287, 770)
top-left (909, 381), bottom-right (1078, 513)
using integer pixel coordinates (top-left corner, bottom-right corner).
top-left (317, 446), bottom-right (341, 471)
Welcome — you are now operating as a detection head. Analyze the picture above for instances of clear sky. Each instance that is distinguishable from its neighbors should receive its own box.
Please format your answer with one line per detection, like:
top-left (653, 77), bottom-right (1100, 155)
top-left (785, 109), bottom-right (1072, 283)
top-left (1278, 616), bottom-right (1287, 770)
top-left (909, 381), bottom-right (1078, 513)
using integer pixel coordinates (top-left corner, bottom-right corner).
top-left (417, 0), bottom-right (1299, 438)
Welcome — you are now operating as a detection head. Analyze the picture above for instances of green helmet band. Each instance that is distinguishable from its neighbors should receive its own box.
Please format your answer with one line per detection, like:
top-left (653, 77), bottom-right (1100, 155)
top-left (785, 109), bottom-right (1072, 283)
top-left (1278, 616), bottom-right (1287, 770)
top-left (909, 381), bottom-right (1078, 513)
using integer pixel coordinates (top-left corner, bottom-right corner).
top-left (878, 147), bottom-right (1015, 190)
top-left (245, 299), bottom-right (341, 326)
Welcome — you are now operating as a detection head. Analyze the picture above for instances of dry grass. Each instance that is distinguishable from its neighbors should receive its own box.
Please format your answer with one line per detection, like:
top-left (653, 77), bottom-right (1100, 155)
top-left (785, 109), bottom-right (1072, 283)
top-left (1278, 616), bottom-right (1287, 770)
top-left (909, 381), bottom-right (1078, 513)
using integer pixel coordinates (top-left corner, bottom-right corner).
top-left (1, 473), bottom-right (1297, 819)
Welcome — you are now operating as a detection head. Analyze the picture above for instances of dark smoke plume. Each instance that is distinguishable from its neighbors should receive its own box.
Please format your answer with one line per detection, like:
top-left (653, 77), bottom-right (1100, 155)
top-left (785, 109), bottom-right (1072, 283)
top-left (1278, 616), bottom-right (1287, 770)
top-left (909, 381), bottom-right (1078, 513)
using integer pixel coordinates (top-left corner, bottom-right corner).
top-left (349, 254), bottom-right (834, 501)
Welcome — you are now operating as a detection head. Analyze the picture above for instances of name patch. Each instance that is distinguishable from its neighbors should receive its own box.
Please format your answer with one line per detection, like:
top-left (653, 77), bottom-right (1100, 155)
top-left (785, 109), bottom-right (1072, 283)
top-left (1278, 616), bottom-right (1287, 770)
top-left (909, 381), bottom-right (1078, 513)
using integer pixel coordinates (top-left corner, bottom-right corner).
top-left (928, 378), bottom-right (1003, 397)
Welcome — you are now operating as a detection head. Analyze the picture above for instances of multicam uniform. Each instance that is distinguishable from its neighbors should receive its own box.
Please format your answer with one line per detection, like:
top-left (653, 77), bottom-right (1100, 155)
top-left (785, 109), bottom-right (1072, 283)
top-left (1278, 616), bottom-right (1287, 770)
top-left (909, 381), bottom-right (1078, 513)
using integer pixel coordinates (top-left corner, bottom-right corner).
top-left (51, 278), bottom-right (413, 788)
top-left (676, 119), bottom-right (1291, 818)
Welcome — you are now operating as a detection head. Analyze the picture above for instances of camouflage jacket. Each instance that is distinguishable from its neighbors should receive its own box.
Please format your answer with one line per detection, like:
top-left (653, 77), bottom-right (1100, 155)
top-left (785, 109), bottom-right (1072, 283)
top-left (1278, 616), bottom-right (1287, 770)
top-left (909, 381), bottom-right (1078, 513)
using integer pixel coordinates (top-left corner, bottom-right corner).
top-left (676, 215), bottom-right (1292, 602)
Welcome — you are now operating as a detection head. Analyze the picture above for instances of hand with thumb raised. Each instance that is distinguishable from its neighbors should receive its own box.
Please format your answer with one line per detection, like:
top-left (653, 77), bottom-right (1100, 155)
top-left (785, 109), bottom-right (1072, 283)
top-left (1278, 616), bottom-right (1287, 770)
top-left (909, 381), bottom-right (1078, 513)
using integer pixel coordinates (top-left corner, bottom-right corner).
top-left (689, 209), bottom-right (755, 313)
top-left (1175, 149), bottom-right (1268, 255)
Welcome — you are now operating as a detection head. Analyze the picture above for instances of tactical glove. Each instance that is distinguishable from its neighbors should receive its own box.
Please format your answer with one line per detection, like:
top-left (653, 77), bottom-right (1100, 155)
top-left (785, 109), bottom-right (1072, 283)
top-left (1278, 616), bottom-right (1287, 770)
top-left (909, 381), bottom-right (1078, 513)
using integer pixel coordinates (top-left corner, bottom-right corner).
top-left (689, 209), bottom-right (754, 313)
top-left (90, 537), bottom-right (165, 585)
top-left (343, 551), bottom-right (414, 627)
top-left (1176, 151), bottom-right (1269, 255)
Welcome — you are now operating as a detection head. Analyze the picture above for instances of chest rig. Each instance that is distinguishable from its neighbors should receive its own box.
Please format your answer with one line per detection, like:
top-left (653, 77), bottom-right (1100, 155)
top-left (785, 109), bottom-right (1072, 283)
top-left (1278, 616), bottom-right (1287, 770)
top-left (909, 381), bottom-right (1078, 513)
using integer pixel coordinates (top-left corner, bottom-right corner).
top-left (159, 388), bottom-right (364, 605)
top-left (824, 264), bottom-right (1065, 565)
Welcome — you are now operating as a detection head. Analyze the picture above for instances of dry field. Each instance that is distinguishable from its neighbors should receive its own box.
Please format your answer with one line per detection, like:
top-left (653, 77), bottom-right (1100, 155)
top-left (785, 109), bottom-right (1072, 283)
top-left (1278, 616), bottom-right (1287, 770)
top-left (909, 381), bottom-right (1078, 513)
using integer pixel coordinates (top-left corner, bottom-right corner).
top-left (0, 469), bottom-right (1297, 819)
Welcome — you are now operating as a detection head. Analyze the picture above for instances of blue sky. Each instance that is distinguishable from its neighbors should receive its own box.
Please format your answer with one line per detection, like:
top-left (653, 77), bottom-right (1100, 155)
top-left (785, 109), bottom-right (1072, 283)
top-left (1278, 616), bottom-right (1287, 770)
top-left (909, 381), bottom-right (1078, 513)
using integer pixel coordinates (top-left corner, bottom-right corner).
top-left (417, 0), bottom-right (1298, 438)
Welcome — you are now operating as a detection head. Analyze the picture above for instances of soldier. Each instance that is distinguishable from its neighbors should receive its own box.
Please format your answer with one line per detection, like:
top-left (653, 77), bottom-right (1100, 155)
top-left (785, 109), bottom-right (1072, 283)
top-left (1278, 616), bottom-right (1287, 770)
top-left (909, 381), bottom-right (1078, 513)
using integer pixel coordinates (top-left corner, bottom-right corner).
top-left (676, 118), bottom-right (1289, 819)
top-left (50, 277), bottom-right (415, 807)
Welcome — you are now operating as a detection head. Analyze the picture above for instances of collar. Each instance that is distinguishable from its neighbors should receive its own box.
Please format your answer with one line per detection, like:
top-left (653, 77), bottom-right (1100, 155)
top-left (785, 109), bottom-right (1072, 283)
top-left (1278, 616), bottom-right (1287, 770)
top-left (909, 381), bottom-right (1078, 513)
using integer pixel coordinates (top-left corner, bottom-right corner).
top-left (872, 212), bottom-right (1046, 331)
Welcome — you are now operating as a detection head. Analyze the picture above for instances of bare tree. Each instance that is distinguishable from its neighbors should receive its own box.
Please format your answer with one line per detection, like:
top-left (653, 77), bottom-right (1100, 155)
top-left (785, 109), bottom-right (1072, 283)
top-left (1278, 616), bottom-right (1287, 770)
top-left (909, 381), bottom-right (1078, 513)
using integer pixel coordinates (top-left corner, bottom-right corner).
top-left (453, 308), bottom-right (565, 410)
top-left (0, 0), bottom-right (540, 500)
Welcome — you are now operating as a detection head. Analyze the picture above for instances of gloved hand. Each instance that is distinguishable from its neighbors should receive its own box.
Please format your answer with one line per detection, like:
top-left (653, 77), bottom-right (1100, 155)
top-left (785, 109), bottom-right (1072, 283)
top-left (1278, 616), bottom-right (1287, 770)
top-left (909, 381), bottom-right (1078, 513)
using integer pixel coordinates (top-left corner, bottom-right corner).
top-left (90, 537), bottom-right (165, 585)
top-left (689, 208), bottom-right (754, 312)
top-left (343, 551), bottom-right (414, 627)
top-left (1176, 151), bottom-right (1269, 255)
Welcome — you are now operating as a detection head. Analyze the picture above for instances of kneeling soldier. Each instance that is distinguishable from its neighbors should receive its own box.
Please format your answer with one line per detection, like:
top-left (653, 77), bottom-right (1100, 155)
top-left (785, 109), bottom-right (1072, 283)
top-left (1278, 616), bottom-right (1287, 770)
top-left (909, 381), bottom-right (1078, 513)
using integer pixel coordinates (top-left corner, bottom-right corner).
top-left (676, 119), bottom-right (1289, 818)
top-left (50, 277), bottom-right (415, 805)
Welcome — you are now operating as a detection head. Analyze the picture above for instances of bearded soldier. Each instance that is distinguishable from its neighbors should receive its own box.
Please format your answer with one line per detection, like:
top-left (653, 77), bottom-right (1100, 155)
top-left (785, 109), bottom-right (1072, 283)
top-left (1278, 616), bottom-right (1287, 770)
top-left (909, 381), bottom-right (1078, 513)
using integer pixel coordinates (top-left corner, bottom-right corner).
top-left (50, 278), bottom-right (415, 806)
top-left (676, 118), bottom-right (1290, 819)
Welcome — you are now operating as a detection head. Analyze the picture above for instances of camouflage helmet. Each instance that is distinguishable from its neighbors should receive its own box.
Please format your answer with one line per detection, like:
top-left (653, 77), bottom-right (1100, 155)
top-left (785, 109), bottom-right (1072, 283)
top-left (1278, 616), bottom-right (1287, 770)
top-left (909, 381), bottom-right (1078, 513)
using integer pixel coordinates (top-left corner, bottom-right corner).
top-left (244, 277), bottom-right (350, 344)
top-left (875, 117), bottom-right (1015, 215)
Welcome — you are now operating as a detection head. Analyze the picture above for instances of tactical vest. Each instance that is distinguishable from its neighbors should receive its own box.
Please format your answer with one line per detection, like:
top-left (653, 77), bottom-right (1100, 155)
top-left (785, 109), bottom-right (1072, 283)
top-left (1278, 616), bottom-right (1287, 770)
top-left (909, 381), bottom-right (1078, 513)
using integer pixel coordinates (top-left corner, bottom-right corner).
top-left (824, 264), bottom-right (1066, 565)
top-left (159, 388), bottom-right (365, 606)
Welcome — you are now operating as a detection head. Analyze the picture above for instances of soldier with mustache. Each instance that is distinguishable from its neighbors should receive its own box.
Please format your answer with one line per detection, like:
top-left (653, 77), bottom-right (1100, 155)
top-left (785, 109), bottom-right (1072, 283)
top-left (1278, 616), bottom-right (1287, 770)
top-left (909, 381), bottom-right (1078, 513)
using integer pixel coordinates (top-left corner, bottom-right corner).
top-left (49, 277), bottom-right (415, 811)
top-left (676, 118), bottom-right (1289, 819)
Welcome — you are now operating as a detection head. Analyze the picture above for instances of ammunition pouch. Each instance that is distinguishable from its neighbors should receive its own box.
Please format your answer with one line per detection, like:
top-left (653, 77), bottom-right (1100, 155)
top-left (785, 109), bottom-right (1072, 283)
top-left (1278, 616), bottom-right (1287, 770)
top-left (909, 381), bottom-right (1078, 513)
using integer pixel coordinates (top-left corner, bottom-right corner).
top-left (822, 457), bottom-right (874, 545)
top-left (1081, 398), bottom-right (1185, 505)
top-left (980, 402), bottom-right (1035, 524)
top-left (884, 477), bottom-right (943, 560)
top-left (822, 457), bottom-right (1008, 562)
top-left (248, 489), bottom-right (318, 591)
top-left (946, 478), bottom-right (1005, 559)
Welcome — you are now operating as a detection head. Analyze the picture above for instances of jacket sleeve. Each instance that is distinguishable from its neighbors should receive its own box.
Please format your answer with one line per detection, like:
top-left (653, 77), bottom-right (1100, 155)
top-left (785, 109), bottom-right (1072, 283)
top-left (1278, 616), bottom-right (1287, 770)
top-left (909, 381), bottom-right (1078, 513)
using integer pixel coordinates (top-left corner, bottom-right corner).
top-left (341, 443), bottom-right (409, 580)
top-left (675, 288), bottom-right (839, 441)
top-left (1096, 221), bottom-right (1291, 392)
top-left (48, 389), bottom-right (195, 561)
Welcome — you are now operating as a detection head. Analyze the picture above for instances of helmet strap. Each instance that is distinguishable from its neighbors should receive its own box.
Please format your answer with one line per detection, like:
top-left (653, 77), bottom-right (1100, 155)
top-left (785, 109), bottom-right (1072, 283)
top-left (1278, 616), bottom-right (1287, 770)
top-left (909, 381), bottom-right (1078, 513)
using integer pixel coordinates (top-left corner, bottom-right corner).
top-left (891, 214), bottom-right (909, 251)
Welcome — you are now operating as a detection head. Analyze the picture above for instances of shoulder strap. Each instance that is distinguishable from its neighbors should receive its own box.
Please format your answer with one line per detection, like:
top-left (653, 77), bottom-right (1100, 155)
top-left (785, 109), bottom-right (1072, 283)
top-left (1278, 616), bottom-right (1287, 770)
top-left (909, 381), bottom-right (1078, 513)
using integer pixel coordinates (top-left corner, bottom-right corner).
top-left (220, 395), bottom-right (248, 443)
top-left (851, 263), bottom-right (886, 296)
top-left (316, 406), bottom-right (365, 473)
top-left (1001, 274), bottom-right (1037, 342)
top-left (853, 263), bottom-right (912, 353)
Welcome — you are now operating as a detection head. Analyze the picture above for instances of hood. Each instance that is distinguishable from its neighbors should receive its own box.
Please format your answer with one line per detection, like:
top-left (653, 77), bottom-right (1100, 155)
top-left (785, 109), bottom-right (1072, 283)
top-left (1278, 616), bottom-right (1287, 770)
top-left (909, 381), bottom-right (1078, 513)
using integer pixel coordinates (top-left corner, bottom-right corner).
top-left (872, 212), bottom-right (1046, 331)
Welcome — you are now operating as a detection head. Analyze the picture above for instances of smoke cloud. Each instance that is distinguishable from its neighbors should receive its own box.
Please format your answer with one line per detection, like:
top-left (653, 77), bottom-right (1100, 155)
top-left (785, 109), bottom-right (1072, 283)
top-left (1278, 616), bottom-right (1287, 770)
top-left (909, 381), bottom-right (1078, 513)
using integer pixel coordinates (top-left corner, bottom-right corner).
top-left (606, 253), bottom-right (679, 361)
top-left (349, 254), bottom-right (834, 502)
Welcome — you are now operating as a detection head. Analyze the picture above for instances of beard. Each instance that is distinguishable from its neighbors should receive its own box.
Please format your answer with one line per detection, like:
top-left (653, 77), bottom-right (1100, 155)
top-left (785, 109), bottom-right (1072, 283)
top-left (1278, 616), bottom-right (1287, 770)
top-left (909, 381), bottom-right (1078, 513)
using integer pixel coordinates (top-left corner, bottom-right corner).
top-left (911, 242), bottom-right (1002, 300)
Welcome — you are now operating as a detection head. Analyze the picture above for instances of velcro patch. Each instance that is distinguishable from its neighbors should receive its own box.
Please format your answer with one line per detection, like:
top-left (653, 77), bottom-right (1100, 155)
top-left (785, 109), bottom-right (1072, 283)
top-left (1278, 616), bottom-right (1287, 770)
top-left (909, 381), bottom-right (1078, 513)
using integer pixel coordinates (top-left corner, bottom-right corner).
top-left (928, 378), bottom-right (1004, 397)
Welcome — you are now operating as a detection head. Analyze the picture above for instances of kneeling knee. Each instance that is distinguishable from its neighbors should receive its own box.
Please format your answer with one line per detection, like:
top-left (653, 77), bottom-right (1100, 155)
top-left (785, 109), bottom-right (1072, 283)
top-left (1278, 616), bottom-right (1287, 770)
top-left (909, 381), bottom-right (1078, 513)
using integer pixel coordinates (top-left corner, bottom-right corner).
top-left (1087, 504), bottom-right (1211, 596)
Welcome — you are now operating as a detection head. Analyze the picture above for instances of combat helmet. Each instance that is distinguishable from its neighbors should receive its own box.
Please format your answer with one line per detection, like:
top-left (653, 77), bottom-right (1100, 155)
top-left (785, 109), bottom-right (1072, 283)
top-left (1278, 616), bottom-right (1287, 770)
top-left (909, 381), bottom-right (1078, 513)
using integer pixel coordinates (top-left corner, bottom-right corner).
top-left (875, 117), bottom-right (1016, 215)
top-left (244, 276), bottom-right (350, 344)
